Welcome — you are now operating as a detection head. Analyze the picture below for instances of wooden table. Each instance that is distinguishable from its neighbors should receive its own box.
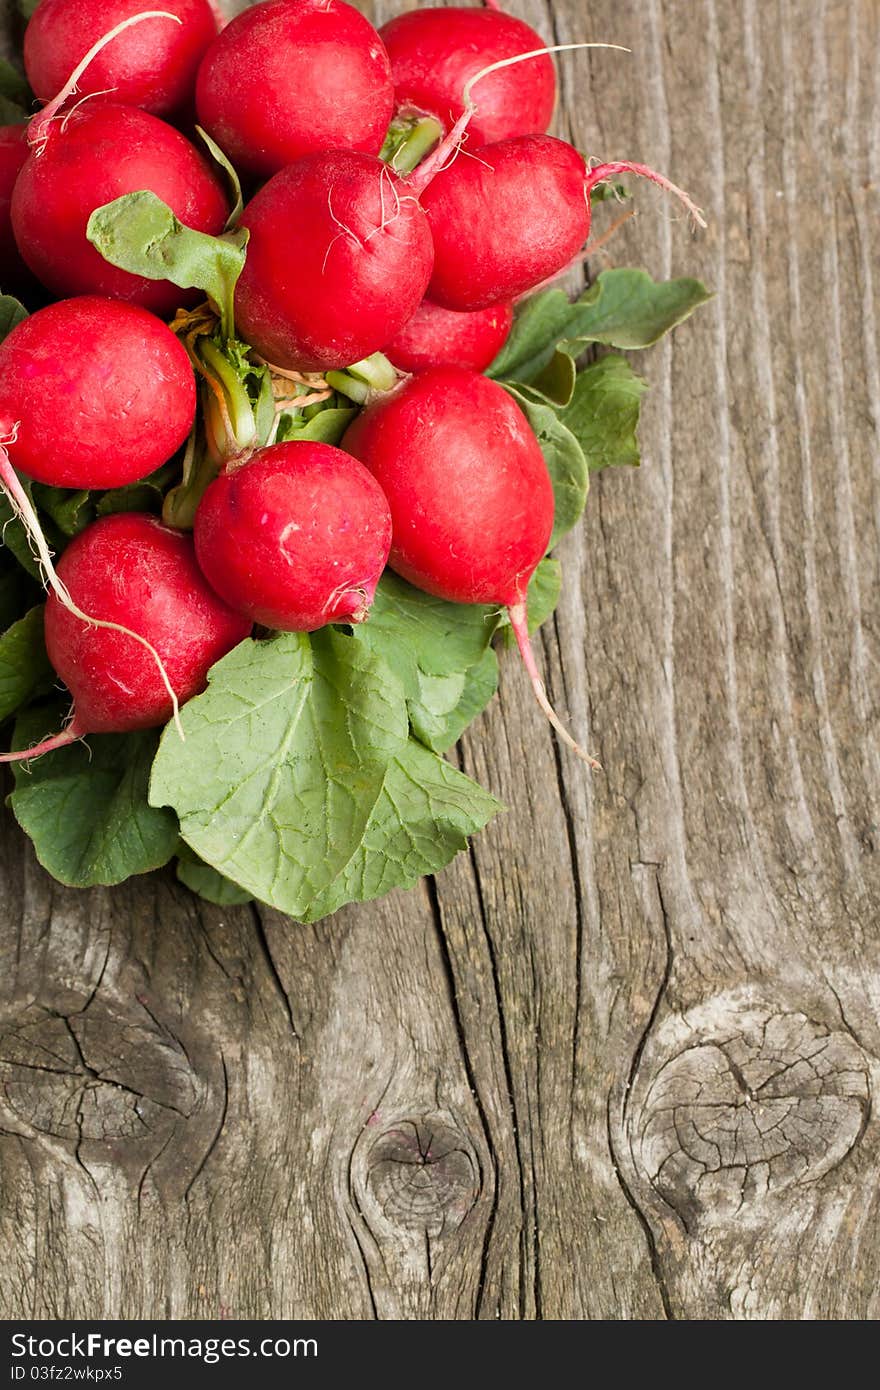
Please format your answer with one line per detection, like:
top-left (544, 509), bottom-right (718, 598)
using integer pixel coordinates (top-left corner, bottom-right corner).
top-left (1, 0), bottom-right (878, 1321)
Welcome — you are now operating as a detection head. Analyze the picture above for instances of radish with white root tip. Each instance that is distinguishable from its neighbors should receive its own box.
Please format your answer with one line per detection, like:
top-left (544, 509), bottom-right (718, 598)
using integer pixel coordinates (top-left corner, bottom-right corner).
top-left (11, 12), bottom-right (228, 312)
top-left (0, 296), bottom-right (197, 489)
top-left (380, 4), bottom-right (556, 149)
top-left (342, 366), bottom-right (601, 770)
top-left (24, 0), bottom-right (218, 118)
top-left (0, 295), bottom-right (225, 756)
top-left (0, 515), bottom-right (252, 764)
top-left (405, 45), bottom-right (706, 311)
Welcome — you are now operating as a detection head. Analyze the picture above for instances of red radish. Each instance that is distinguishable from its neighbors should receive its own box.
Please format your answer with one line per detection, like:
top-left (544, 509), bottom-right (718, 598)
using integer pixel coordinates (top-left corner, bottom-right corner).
top-left (380, 6), bottom-right (555, 147)
top-left (194, 442), bottom-right (392, 631)
top-left (235, 151), bottom-right (433, 373)
top-left (195, 0), bottom-right (394, 180)
top-left (417, 133), bottom-right (706, 311)
top-left (0, 295), bottom-right (195, 489)
top-left (343, 366), bottom-right (597, 765)
top-left (11, 102), bottom-right (228, 312)
top-left (0, 514), bottom-right (251, 762)
top-left (24, 0), bottom-right (218, 118)
top-left (0, 126), bottom-right (32, 293)
top-left (384, 298), bottom-right (514, 374)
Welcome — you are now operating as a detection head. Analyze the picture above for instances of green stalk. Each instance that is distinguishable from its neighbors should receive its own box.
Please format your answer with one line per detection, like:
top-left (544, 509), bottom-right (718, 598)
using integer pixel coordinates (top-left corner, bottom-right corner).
top-left (326, 352), bottom-right (398, 403)
top-left (200, 338), bottom-right (257, 454)
top-left (379, 115), bottom-right (444, 175)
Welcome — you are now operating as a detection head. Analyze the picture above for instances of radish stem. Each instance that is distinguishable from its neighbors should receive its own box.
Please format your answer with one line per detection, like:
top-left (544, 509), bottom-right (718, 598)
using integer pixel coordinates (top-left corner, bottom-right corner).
top-left (508, 600), bottom-right (601, 770)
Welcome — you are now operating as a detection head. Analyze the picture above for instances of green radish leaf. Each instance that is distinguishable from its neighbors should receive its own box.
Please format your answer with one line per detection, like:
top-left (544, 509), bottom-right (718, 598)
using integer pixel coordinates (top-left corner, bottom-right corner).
top-left (16, 0), bottom-right (39, 21)
top-left (176, 845), bottom-right (253, 906)
top-left (488, 289), bottom-right (577, 383)
top-left (97, 483), bottom-right (163, 517)
top-left (361, 572), bottom-right (498, 699)
top-left (408, 646), bottom-right (499, 754)
top-left (195, 125), bottom-right (244, 230)
top-left (498, 557), bottom-right (562, 648)
top-left (0, 475), bottom-right (87, 578)
top-left (149, 630), bottom-right (411, 918)
top-left (487, 270), bottom-right (712, 383)
top-left (558, 268), bottom-right (713, 351)
top-left (559, 354), bottom-right (648, 473)
top-left (86, 191), bottom-right (249, 340)
top-left (30, 484), bottom-right (93, 538)
top-left (357, 571), bottom-right (500, 750)
top-left (299, 739), bottom-right (501, 923)
top-left (96, 462), bottom-right (179, 517)
top-left (0, 94), bottom-right (28, 124)
top-left (0, 60), bottom-right (31, 108)
top-left (0, 486), bottom-right (41, 578)
top-left (0, 606), bottom-right (52, 724)
top-left (588, 181), bottom-right (630, 204)
top-left (9, 704), bottom-right (179, 887)
top-left (275, 406), bottom-right (358, 446)
top-left (504, 387), bottom-right (589, 545)
top-left (525, 350), bottom-right (578, 408)
top-left (0, 294), bottom-right (27, 342)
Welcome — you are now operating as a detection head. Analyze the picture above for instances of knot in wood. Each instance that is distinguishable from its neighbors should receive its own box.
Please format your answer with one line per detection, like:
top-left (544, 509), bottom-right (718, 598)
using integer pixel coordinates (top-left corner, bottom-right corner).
top-left (0, 1004), bottom-right (202, 1152)
top-left (635, 1002), bottom-right (870, 1223)
top-left (359, 1118), bottom-right (480, 1237)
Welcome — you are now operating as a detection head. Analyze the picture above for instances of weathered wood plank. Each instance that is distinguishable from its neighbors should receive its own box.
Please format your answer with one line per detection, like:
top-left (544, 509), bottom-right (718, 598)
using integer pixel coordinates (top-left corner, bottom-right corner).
top-left (1, 0), bottom-right (878, 1320)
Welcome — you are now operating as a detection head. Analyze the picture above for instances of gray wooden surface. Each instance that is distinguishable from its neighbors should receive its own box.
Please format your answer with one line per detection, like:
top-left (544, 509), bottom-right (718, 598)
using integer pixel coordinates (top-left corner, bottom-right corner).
top-left (1, 0), bottom-right (878, 1321)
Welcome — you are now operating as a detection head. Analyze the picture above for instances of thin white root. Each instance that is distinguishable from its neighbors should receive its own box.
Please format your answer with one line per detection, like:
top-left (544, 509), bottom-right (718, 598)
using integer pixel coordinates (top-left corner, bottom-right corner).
top-left (0, 431), bottom-right (184, 739)
top-left (409, 42), bottom-right (631, 194)
top-left (585, 160), bottom-right (707, 230)
top-left (461, 43), bottom-right (631, 109)
top-left (508, 601), bottom-right (602, 770)
top-left (28, 11), bottom-right (182, 152)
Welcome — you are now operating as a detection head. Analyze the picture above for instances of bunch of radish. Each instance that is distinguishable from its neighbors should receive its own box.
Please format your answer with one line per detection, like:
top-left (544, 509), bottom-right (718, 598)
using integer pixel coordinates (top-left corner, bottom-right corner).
top-left (0, 0), bottom-right (707, 916)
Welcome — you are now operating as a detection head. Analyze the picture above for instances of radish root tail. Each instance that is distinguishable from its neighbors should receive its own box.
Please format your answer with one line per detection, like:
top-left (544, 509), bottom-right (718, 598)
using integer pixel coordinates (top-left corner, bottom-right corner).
top-left (0, 432), bottom-right (184, 739)
top-left (508, 602), bottom-right (601, 770)
top-left (408, 42), bottom-right (631, 193)
top-left (585, 160), bottom-right (707, 229)
top-left (0, 720), bottom-right (85, 765)
top-left (28, 10), bottom-right (183, 152)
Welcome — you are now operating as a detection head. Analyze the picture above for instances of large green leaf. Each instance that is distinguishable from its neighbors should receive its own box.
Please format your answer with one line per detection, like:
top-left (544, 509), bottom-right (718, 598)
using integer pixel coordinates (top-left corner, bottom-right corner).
top-left (0, 61), bottom-right (30, 109)
top-left (149, 630), bottom-right (410, 917)
top-left (30, 484), bottom-right (93, 538)
top-left (9, 705), bottom-right (179, 887)
top-left (505, 387), bottom-right (589, 545)
top-left (276, 406), bottom-right (358, 447)
top-left (557, 268), bottom-right (712, 351)
top-left (175, 845), bottom-right (253, 906)
top-left (358, 572), bottom-right (500, 751)
top-left (408, 647), bottom-right (499, 754)
top-left (87, 192), bottom-right (248, 339)
top-left (0, 606), bottom-right (52, 724)
top-left (558, 355), bottom-right (648, 473)
top-left (0, 294), bottom-right (27, 342)
top-left (301, 739), bottom-right (501, 922)
top-left (488, 270), bottom-right (712, 385)
top-left (0, 488), bottom-right (41, 578)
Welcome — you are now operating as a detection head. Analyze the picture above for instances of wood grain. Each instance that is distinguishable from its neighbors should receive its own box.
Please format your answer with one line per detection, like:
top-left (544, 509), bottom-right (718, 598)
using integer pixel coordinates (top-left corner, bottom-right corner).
top-left (1, 0), bottom-right (878, 1320)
